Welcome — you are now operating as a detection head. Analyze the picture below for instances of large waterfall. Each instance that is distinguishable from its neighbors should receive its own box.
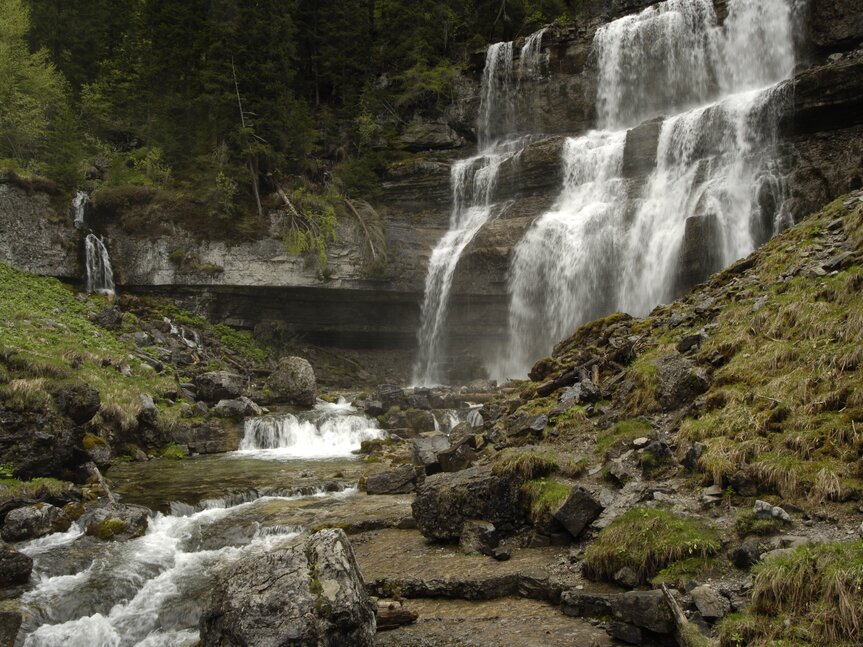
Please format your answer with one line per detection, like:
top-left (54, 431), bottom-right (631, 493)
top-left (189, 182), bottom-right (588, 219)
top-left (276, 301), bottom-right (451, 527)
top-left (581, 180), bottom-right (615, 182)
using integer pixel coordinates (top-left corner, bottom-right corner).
top-left (413, 33), bottom-right (546, 385)
top-left (84, 233), bottom-right (115, 296)
top-left (497, 0), bottom-right (799, 377)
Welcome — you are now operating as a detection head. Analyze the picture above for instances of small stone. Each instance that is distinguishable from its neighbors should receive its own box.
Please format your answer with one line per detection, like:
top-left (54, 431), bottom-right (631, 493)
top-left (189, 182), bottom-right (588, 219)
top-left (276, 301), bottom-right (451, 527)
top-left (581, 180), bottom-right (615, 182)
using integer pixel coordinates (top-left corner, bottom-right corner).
top-left (614, 566), bottom-right (639, 588)
top-left (754, 500), bottom-right (792, 523)
top-left (459, 520), bottom-right (497, 555)
top-left (491, 546), bottom-right (511, 561)
top-left (691, 585), bottom-right (731, 621)
top-left (632, 437), bottom-right (650, 449)
top-left (676, 333), bottom-right (705, 353)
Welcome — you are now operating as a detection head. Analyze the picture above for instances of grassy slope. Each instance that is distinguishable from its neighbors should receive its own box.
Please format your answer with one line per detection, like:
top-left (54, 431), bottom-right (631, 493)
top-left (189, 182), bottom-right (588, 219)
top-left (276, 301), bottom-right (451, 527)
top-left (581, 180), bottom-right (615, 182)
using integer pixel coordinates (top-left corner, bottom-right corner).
top-left (488, 194), bottom-right (863, 645)
top-left (0, 263), bottom-right (269, 454)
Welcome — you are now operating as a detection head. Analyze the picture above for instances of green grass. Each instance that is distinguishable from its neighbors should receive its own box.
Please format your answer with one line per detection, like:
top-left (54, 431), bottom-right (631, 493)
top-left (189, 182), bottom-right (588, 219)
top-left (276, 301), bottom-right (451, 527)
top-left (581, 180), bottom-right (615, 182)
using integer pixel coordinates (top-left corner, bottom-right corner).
top-left (595, 417), bottom-right (652, 456)
top-left (734, 510), bottom-right (787, 538)
top-left (584, 507), bottom-right (722, 584)
top-left (671, 197), bottom-right (863, 502)
top-left (522, 477), bottom-right (572, 522)
top-left (492, 447), bottom-right (586, 480)
top-left (717, 541), bottom-right (863, 646)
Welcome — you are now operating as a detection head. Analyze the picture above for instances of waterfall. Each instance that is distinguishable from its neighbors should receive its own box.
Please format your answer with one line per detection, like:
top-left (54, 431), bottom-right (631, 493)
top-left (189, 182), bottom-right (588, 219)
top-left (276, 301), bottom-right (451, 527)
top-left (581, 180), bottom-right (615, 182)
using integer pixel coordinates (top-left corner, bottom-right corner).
top-left (498, 0), bottom-right (798, 378)
top-left (413, 31), bottom-right (546, 385)
top-left (84, 234), bottom-right (115, 296)
top-left (71, 191), bottom-right (89, 229)
top-left (237, 399), bottom-right (384, 458)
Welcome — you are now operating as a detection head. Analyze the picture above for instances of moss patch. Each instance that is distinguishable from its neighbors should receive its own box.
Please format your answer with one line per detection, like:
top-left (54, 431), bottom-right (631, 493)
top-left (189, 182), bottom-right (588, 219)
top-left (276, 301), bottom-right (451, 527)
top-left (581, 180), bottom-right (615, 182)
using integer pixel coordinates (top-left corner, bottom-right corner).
top-left (595, 418), bottom-right (652, 457)
top-left (584, 507), bottom-right (721, 584)
top-left (522, 477), bottom-right (572, 523)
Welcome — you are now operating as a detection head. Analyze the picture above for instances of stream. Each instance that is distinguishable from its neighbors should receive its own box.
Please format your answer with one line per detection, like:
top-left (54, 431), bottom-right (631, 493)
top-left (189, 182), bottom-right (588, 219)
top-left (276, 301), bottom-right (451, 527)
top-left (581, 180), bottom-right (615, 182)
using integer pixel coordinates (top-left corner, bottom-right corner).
top-left (14, 400), bottom-right (384, 647)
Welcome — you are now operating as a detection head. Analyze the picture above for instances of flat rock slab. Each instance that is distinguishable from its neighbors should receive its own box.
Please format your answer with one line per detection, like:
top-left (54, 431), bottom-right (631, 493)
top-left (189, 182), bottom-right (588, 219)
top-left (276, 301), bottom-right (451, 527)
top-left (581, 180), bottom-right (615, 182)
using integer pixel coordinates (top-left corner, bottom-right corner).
top-left (353, 529), bottom-right (582, 602)
top-left (374, 597), bottom-right (615, 647)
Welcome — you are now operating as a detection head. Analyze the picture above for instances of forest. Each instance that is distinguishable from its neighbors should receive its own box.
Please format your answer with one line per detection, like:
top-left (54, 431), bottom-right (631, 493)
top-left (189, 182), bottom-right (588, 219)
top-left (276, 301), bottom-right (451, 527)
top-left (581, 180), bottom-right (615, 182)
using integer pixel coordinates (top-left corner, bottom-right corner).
top-left (1, 0), bottom-right (574, 239)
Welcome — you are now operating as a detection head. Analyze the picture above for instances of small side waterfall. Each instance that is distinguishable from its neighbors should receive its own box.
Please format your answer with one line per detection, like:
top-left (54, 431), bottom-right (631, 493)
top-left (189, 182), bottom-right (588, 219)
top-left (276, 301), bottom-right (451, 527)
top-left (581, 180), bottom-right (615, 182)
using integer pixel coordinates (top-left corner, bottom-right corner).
top-left (71, 191), bottom-right (89, 229)
top-left (496, 0), bottom-right (799, 378)
top-left (238, 399), bottom-right (384, 458)
top-left (84, 234), bottom-right (115, 296)
top-left (413, 30), bottom-right (546, 385)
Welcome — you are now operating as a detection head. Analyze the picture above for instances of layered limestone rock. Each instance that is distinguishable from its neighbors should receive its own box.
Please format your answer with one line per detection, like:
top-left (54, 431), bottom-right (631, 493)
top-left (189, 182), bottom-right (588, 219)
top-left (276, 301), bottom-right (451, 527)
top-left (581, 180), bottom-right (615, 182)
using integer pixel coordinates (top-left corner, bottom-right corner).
top-left (1, 0), bottom-right (862, 378)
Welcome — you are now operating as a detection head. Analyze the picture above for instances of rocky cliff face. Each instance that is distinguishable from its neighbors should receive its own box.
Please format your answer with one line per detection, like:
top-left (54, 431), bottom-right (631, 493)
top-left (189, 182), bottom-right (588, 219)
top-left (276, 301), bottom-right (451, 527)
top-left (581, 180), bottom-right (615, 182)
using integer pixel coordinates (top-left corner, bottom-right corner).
top-left (1, 0), bottom-right (862, 379)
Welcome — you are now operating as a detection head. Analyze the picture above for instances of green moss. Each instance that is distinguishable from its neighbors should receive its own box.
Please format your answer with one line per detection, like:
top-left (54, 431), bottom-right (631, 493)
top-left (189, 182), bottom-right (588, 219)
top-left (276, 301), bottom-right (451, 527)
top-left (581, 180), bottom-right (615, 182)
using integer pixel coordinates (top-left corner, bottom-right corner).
top-left (82, 433), bottom-right (107, 450)
top-left (159, 443), bottom-right (187, 460)
top-left (584, 507), bottom-right (721, 584)
top-left (595, 418), bottom-right (652, 457)
top-left (734, 510), bottom-right (787, 538)
top-left (90, 518), bottom-right (128, 540)
top-left (651, 556), bottom-right (719, 588)
top-left (717, 541), bottom-right (863, 646)
top-left (522, 478), bottom-right (572, 523)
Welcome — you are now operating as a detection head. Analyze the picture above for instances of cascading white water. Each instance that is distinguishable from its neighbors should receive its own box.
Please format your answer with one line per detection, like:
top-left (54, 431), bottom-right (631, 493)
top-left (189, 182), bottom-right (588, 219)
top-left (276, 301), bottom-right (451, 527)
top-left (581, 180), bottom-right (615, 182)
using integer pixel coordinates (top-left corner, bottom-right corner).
top-left (84, 233), bottom-right (115, 296)
top-left (237, 399), bottom-right (384, 458)
top-left (71, 191), bottom-right (89, 229)
top-left (413, 31), bottom-right (546, 385)
top-left (17, 491), bottom-right (339, 647)
top-left (498, 0), bottom-right (799, 379)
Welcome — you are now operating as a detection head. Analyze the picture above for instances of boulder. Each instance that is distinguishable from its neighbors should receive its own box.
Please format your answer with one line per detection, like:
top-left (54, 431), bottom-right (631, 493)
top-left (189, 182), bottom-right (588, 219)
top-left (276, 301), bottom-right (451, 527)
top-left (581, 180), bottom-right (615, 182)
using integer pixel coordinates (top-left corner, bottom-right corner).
top-left (82, 503), bottom-right (150, 541)
top-left (412, 466), bottom-right (527, 541)
top-left (691, 584), bottom-right (731, 621)
top-left (655, 355), bottom-right (709, 411)
top-left (265, 357), bottom-right (316, 406)
top-left (200, 528), bottom-right (375, 647)
top-left (808, 0), bottom-right (863, 49)
top-left (437, 438), bottom-right (477, 473)
top-left (459, 520), bottom-right (497, 555)
top-left (365, 465), bottom-right (418, 495)
top-left (559, 380), bottom-right (601, 406)
top-left (0, 545), bottom-right (32, 586)
top-left (194, 371), bottom-right (245, 403)
top-left (1, 503), bottom-right (70, 542)
top-left (411, 432), bottom-right (451, 475)
top-left (50, 382), bottom-right (101, 425)
top-left (92, 306), bottom-right (123, 330)
top-left (561, 589), bottom-right (675, 635)
top-left (212, 397), bottom-right (263, 419)
top-left (553, 487), bottom-right (603, 540)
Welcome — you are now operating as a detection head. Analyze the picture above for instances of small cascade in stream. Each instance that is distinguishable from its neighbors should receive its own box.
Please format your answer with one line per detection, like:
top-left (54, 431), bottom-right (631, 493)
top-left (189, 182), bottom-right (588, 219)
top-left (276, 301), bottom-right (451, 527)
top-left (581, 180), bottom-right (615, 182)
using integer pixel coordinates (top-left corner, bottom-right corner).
top-left (494, 0), bottom-right (799, 378)
top-left (18, 493), bottom-right (315, 647)
top-left (84, 233), bottom-right (115, 296)
top-left (413, 30), bottom-right (547, 385)
top-left (238, 399), bottom-right (384, 458)
top-left (71, 191), bottom-right (89, 229)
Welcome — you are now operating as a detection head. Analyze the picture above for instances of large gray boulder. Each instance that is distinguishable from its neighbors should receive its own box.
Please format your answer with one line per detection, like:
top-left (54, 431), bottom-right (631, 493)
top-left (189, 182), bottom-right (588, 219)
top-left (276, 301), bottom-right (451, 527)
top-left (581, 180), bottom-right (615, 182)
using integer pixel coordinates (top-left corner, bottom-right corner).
top-left (200, 528), bottom-right (375, 647)
top-left (411, 466), bottom-right (528, 541)
top-left (1, 503), bottom-right (70, 542)
top-left (562, 589), bottom-right (675, 634)
top-left (194, 371), bottom-right (245, 403)
top-left (50, 381), bottom-right (101, 425)
top-left (265, 357), bottom-right (317, 406)
top-left (82, 503), bottom-right (150, 541)
top-left (365, 465), bottom-right (417, 495)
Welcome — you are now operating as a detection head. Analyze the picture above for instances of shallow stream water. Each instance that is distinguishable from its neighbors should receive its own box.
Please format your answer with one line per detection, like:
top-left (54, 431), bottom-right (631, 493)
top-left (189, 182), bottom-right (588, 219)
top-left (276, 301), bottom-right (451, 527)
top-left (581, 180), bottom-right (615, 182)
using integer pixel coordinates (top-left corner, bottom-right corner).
top-left (13, 400), bottom-right (384, 646)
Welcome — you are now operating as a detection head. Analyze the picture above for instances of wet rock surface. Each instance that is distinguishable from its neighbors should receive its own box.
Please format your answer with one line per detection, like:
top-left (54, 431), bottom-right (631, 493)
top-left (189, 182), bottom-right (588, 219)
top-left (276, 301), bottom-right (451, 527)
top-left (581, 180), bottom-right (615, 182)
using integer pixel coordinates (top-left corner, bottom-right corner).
top-left (1, 504), bottom-right (70, 542)
top-left (411, 467), bottom-right (526, 541)
top-left (0, 545), bottom-right (32, 587)
top-left (200, 528), bottom-right (376, 647)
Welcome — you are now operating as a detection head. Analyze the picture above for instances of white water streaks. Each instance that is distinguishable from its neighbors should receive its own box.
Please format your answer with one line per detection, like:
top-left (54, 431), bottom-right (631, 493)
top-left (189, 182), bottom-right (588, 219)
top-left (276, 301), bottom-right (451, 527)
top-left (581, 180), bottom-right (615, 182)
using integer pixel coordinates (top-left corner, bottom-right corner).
top-left (413, 30), bottom-right (547, 385)
top-left (237, 398), bottom-right (384, 459)
top-left (498, 0), bottom-right (799, 378)
top-left (84, 233), bottom-right (115, 296)
top-left (72, 191), bottom-right (89, 229)
top-left (18, 492), bottom-right (327, 647)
